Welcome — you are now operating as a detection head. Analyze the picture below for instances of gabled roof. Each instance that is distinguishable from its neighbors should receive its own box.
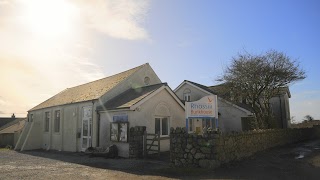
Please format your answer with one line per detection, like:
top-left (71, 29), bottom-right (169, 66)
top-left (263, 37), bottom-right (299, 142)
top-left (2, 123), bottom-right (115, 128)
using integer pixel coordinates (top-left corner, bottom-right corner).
top-left (30, 63), bottom-right (147, 111)
top-left (0, 118), bottom-right (26, 134)
top-left (174, 80), bottom-right (217, 95)
top-left (97, 83), bottom-right (184, 111)
top-left (0, 118), bottom-right (17, 128)
top-left (175, 80), bottom-right (254, 114)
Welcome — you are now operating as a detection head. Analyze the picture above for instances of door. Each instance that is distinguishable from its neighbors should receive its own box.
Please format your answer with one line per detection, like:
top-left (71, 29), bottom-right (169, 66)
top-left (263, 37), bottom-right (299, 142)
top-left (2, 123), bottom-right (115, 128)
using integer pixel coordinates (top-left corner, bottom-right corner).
top-left (81, 106), bottom-right (92, 151)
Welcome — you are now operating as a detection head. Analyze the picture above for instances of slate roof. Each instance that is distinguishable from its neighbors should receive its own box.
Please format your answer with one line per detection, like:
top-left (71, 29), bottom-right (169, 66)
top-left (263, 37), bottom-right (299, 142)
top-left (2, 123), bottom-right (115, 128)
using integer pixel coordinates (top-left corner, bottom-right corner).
top-left (0, 118), bottom-right (16, 128)
top-left (0, 118), bottom-right (26, 133)
top-left (96, 83), bottom-right (167, 111)
top-left (183, 80), bottom-right (254, 113)
top-left (185, 80), bottom-right (217, 95)
top-left (30, 64), bottom-right (146, 111)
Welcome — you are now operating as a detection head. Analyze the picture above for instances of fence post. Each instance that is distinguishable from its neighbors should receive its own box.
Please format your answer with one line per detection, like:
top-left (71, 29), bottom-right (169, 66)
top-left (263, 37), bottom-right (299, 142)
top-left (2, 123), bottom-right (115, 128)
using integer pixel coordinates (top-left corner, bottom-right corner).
top-left (143, 130), bottom-right (147, 158)
top-left (158, 131), bottom-right (160, 157)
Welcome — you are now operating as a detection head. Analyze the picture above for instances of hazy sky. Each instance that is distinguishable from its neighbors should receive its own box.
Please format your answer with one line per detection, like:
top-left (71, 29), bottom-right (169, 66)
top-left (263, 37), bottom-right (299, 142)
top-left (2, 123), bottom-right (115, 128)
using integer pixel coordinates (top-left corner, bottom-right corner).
top-left (0, 0), bottom-right (319, 122)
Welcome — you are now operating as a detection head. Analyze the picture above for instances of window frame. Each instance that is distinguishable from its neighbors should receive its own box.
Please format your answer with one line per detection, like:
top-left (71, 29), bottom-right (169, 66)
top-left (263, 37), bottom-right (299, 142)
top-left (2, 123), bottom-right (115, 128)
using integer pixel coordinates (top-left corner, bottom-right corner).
top-left (29, 114), bottom-right (34, 122)
top-left (183, 88), bottom-right (191, 102)
top-left (155, 117), bottom-right (170, 137)
top-left (54, 110), bottom-right (60, 133)
top-left (110, 122), bottom-right (128, 142)
top-left (44, 112), bottom-right (50, 132)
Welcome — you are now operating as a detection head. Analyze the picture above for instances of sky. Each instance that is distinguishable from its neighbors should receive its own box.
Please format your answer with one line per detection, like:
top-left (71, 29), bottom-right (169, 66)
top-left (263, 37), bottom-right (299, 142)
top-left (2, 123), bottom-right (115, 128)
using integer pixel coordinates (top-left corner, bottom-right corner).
top-left (0, 0), bottom-right (319, 122)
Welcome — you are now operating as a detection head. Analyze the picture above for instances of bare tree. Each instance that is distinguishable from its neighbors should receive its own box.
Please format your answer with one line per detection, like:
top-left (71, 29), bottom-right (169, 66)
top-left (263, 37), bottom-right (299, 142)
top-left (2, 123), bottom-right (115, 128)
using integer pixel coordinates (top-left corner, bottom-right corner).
top-left (217, 50), bottom-right (306, 129)
top-left (304, 115), bottom-right (314, 121)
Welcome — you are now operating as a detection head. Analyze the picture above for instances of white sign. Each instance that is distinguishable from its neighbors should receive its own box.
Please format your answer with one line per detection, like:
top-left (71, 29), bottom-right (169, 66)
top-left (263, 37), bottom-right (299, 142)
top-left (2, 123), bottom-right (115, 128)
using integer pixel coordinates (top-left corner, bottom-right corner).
top-left (185, 95), bottom-right (218, 118)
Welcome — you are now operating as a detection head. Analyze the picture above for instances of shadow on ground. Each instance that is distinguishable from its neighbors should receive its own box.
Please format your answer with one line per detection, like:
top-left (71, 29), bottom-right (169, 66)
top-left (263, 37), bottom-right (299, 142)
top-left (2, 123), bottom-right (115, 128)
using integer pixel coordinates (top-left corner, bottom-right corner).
top-left (18, 139), bottom-right (320, 179)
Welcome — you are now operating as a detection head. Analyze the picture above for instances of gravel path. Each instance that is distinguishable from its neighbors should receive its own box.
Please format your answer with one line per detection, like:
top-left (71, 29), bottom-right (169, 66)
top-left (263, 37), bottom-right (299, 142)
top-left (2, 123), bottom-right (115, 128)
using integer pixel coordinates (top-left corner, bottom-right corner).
top-left (1, 140), bottom-right (320, 180)
top-left (0, 150), bottom-right (174, 180)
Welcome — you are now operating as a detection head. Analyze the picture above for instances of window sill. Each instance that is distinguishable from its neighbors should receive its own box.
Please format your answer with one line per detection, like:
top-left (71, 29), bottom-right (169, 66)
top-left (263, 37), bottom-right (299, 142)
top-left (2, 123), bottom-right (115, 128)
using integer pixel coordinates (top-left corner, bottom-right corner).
top-left (159, 136), bottom-right (170, 140)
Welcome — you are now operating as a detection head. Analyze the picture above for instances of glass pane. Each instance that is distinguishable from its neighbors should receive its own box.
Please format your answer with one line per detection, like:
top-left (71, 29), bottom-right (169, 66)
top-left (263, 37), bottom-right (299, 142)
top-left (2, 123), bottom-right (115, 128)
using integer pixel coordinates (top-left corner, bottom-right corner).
top-left (110, 123), bottom-right (118, 141)
top-left (83, 120), bottom-right (88, 136)
top-left (55, 118), bottom-right (60, 132)
top-left (82, 138), bottom-right (87, 149)
top-left (206, 119), bottom-right (211, 128)
top-left (155, 118), bottom-right (160, 134)
top-left (45, 119), bottom-right (49, 132)
top-left (162, 118), bottom-right (168, 135)
top-left (119, 123), bottom-right (127, 142)
top-left (189, 119), bottom-right (193, 131)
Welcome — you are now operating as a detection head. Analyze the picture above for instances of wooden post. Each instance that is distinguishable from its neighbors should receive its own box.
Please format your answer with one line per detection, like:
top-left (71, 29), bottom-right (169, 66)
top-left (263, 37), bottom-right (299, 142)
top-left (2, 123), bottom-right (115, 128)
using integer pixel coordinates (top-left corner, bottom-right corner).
top-left (143, 130), bottom-right (147, 158)
top-left (157, 131), bottom-right (160, 157)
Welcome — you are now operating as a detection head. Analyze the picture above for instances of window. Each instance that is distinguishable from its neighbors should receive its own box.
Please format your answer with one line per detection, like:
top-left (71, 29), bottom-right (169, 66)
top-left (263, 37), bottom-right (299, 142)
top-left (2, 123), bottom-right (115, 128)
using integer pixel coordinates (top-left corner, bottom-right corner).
top-left (54, 110), bottom-right (60, 133)
top-left (183, 88), bottom-right (191, 102)
top-left (188, 119), bottom-right (193, 132)
top-left (155, 117), bottom-right (170, 136)
top-left (29, 114), bottom-right (34, 122)
top-left (44, 112), bottom-right (50, 132)
top-left (144, 76), bottom-right (150, 85)
top-left (110, 122), bottom-right (128, 142)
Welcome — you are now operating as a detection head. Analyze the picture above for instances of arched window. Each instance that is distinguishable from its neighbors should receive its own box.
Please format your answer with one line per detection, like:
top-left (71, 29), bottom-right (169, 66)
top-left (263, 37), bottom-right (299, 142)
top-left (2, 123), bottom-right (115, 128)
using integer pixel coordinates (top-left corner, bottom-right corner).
top-left (154, 103), bottom-right (170, 136)
top-left (183, 88), bottom-right (191, 102)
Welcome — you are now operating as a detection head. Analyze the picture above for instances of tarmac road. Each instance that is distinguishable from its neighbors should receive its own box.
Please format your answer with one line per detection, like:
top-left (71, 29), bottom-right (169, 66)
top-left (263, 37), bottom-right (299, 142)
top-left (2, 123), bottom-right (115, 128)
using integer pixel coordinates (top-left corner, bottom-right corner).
top-left (0, 139), bottom-right (320, 180)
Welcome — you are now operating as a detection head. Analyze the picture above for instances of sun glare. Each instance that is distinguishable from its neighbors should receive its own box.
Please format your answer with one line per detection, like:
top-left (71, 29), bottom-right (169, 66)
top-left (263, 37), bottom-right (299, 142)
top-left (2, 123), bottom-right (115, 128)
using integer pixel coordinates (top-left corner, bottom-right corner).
top-left (21, 0), bottom-right (78, 39)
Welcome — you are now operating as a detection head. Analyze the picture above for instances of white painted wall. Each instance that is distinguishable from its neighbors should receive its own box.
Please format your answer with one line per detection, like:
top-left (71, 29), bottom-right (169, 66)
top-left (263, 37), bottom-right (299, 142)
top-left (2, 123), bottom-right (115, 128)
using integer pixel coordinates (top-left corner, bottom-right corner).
top-left (175, 82), bottom-right (251, 132)
top-left (217, 99), bottom-right (248, 132)
top-left (99, 88), bottom-right (185, 157)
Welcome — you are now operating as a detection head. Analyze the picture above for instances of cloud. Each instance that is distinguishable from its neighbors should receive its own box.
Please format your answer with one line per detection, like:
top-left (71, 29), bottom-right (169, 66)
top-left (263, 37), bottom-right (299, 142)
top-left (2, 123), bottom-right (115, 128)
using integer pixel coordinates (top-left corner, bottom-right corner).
top-left (0, 0), bottom-right (151, 116)
top-left (75, 0), bottom-right (150, 40)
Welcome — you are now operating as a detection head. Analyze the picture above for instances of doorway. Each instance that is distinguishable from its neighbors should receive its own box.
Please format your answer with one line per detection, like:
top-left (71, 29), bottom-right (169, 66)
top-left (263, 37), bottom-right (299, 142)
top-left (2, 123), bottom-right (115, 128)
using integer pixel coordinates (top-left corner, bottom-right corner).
top-left (81, 106), bottom-right (92, 151)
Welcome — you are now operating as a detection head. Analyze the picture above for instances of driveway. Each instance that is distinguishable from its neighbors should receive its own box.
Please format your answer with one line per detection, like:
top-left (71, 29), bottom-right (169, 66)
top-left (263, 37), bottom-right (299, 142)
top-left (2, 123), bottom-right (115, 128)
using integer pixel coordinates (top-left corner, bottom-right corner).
top-left (1, 140), bottom-right (320, 180)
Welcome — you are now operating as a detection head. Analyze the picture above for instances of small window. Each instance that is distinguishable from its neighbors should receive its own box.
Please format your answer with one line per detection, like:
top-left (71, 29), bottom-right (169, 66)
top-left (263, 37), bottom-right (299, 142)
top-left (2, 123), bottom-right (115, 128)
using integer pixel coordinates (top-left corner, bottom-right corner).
top-left (155, 117), bottom-right (170, 136)
top-left (29, 114), bottom-right (34, 122)
top-left (54, 110), bottom-right (60, 133)
top-left (144, 76), bottom-right (150, 85)
top-left (44, 112), bottom-right (50, 132)
top-left (184, 94), bottom-right (191, 102)
top-left (183, 88), bottom-right (191, 102)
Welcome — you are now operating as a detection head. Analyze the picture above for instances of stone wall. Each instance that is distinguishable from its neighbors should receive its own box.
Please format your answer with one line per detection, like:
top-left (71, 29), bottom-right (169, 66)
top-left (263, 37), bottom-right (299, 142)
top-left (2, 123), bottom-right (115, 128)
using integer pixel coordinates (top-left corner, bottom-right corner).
top-left (170, 127), bottom-right (316, 168)
top-left (129, 126), bottom-right (146, 158)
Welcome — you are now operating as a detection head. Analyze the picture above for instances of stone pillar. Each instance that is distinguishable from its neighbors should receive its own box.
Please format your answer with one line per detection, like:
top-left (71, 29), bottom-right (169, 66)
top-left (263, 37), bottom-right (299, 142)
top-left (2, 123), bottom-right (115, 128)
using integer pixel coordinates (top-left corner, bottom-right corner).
top-left (129, 126), bottom-right (146, 158)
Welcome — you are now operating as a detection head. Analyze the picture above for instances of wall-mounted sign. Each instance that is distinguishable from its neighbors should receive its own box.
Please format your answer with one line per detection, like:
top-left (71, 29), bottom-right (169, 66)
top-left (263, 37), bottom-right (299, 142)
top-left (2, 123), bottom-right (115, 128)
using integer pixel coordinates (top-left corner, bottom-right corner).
top-left (113, 114), bottom-right (128, 122)
top-left (185, 95), bottom-right (218, 118)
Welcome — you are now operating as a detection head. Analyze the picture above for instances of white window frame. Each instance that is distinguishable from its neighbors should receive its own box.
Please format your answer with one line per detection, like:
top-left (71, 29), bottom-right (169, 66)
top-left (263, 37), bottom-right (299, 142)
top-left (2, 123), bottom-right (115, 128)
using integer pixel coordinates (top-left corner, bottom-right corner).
top-left (183, 88), bottom-right (191, 102)
top-left (44, 112), bottom-right (50, 132)
top-left (155, 117), bottom-right (170, 137)
top-left (184, 94), bottom-right (190, 102)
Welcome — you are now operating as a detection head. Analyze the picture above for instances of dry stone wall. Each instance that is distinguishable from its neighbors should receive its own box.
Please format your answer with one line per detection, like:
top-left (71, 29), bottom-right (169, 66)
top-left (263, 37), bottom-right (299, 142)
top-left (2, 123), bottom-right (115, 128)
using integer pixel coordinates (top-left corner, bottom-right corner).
top-left (170, 127), bottom-right (316, 168)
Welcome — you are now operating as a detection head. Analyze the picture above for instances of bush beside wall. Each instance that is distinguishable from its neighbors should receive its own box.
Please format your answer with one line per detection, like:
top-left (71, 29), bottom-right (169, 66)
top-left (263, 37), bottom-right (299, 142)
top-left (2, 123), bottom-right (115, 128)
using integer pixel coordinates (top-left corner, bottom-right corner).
top-left (170, 127), bottom-right (316, 168)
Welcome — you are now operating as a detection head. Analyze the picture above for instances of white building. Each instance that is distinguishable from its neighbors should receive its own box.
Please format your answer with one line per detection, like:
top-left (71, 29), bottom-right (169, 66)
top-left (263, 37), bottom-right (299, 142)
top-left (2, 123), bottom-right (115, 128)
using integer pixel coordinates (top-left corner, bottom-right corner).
top-left (15, 63), bottom-right (185, 157)
top-left (174, 80), bottom-right (254, 132)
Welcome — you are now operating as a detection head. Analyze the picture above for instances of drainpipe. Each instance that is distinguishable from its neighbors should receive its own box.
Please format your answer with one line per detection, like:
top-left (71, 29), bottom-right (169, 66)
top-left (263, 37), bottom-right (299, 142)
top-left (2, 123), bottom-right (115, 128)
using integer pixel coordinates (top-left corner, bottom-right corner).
top-left (97, 111), bottom-right (100, 147)
top-left (91, 100), bottom-right (95, 147)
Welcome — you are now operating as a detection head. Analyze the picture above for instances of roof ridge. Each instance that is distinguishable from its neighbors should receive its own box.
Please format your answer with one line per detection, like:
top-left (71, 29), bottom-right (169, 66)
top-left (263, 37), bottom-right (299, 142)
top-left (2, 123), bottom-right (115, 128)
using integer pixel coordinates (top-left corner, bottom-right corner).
top-left (29, 63), bottom-right (148, 111)
top-left (66, 63), bottom-right (147, 90)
